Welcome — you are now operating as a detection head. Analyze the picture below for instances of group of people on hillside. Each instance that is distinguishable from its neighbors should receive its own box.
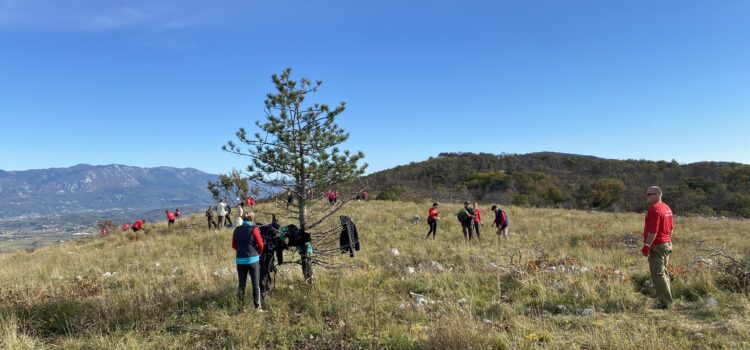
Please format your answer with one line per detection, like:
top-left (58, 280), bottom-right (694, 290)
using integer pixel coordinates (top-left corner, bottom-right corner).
top-left (425, 201), bottom-right (508, 243)
top-left (114, 208), bottom-right (181, 235)
top-left (206, 198), bottom-right (256, 230)
top-left (423, 185), bottom-right (674, 310)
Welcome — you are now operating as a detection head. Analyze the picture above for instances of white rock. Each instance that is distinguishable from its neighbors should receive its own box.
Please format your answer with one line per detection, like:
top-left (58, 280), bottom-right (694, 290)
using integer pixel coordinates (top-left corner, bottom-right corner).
top-left (410, 292), bottom-right (427, 306)
top-left (457, 298), bottom-right (467, 305)
top-left (428, 261), bottom-right (444, 272)
top-left (483, 319), bottom-right (492, 324)
top-left (391, 248), bottom-right (400, 256)
top-left (75, 275), bottom-right (83, 281)
top-left (405, 266), bottom-right (416, 274)
top-left (155, 262), bottom-right (161, 267)
top-left (581, 308), bottom-right (595, 316)
top-left (706, 297), bottom-right (718, 307)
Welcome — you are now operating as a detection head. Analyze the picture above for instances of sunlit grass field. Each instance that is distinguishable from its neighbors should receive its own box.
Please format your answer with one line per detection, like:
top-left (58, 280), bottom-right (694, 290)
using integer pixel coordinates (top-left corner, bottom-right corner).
top-left (1, 200), bottom-right (748, 349)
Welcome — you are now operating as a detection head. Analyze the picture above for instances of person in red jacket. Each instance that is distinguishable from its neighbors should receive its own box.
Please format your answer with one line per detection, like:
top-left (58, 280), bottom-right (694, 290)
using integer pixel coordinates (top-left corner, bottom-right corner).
top-left (132, 219), bottom-right (144, 232)
top-left (641, 186), bottom-right (674, 309)
top-left (175, 208), bottom-right (181, 220)
top-left (472, 202), bottom-right (482, 242)
top-left (491, 205), bottom-right (509, 240)
top-left (232, 211), bottom-right (265, 311)
top-left (425, 202), bottom-right (440, 239)
top-left (166, 210), bottom-right (176, 229)
top-left (121, 223), bottom-right (130, 232)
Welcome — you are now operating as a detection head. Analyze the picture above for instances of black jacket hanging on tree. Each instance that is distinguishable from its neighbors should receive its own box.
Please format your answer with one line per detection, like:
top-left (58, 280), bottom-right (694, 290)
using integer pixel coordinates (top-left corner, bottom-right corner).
top-left (339, 215), bottom-right (360, 257)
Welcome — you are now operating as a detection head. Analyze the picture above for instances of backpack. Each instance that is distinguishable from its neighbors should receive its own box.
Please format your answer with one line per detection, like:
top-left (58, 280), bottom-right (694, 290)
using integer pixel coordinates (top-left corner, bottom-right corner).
top-left (457, 210), bottom-right (469, 222)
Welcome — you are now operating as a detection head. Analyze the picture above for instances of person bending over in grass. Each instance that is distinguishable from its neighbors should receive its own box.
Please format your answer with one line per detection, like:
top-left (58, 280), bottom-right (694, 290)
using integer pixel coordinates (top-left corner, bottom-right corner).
top-left (641, 185), bottom-right (674, 310)
top-left (232, 211), bottom-right (265, 312)
top-left (165, 210), bottom-right (175, 229)
top-left (426, 202), bottom-right (440, 239)
top-left (491, 205), bottom-right (509, 240)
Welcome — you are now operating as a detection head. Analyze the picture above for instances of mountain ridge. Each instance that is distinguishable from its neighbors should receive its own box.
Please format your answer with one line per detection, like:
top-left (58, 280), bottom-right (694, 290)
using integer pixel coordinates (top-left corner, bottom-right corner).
top-left (0, 164), bottom-right (218, 218)
top-left (362, 152), bottom-right (750, 217)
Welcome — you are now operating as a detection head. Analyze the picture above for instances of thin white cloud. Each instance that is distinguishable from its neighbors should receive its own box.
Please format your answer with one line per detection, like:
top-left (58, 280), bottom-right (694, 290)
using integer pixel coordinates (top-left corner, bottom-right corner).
top-left (0, 1), bottom-right (213, 49)
top-left (0, 1), bottom-right (206, 33)
top-left (78, 7), bottom-right (152, 32)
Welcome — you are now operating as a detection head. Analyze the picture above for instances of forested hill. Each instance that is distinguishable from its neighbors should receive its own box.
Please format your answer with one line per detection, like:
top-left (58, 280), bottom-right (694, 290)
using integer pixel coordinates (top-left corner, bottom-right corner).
top-left (363, 152), bottom-right (750, 217)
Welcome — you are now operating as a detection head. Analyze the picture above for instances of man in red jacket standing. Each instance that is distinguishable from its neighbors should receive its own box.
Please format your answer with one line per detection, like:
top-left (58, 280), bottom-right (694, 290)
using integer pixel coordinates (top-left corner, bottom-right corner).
top-left (641, 186), bottom-right (674, 309)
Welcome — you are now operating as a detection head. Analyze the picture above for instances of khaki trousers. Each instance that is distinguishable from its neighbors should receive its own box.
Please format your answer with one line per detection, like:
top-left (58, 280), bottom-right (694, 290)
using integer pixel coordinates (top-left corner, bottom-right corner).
top-left (648, 242), bottom-right (674, 306)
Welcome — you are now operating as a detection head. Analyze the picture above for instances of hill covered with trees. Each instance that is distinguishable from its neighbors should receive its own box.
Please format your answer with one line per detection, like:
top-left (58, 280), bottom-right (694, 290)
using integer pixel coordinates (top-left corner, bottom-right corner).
top-left (364, 152), bottom-right (750, 217)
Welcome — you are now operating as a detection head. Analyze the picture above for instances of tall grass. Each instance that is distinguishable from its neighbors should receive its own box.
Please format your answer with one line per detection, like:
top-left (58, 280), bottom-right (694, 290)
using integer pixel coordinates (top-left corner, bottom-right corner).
top-left (0, 201), bottom-right (748, 349)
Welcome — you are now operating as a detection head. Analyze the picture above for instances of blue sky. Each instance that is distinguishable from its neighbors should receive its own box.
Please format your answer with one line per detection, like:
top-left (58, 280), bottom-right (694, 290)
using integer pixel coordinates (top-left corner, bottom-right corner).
top-left (1, 0), bottom-right (749, 174)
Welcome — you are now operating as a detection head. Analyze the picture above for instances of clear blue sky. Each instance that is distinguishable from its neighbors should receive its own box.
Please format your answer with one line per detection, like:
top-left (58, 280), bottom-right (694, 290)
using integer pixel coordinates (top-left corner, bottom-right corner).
top-left (1, 0), bottom-right (749, 174)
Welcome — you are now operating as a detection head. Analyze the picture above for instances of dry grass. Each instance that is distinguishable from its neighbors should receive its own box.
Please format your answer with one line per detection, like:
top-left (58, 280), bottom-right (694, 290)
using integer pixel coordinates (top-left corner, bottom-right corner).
top-left (0, 200), bottom-right (749, 349)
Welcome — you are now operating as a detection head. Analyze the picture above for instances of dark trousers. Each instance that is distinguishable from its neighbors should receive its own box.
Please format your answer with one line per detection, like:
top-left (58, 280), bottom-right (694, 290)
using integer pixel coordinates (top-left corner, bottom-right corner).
top-left (462, 222), bottom-right (474, 241)
top-left (426, 219), bottom-right (437, 239)
top-left (473, 221), bottom-right (481, 241)
top-left (237, 263), bottom-right (261, 308)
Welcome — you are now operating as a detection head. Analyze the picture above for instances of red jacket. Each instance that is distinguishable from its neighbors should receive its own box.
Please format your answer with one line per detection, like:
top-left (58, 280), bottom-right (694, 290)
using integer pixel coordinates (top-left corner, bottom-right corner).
top-left (121, 223), bottom-right (130, 231)
top-left (166, 211), bottom-right (175, 221)
top-left (473, 208), bottom-right (481, 223)
top-left (428, 207), bottom-right (439, 220)
top-left (133, 220), bottom-right (144, 229)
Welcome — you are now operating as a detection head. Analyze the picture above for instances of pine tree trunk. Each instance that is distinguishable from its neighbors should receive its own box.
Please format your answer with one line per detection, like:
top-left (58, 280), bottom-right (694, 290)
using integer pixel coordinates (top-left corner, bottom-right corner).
top-left (296, 184), bottom-right (314, 284)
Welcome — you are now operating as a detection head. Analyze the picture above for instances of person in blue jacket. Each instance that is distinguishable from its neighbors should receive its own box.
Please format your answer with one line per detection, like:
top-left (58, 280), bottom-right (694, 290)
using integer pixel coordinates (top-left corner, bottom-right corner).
top-left (232, 211), bottom-right (265, 311)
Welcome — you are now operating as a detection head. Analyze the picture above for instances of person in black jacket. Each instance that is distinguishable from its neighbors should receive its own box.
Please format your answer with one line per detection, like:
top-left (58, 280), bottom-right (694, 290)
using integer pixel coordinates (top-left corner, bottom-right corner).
top-left (460, 201), bottom-right (475, 243)
top-left (231, 211), bottom-right (264, 311)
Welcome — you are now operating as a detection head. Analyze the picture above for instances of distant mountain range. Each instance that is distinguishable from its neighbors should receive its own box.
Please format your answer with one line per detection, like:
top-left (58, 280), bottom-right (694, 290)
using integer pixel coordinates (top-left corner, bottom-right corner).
top-left (0, 164), bottom-right (217, 218)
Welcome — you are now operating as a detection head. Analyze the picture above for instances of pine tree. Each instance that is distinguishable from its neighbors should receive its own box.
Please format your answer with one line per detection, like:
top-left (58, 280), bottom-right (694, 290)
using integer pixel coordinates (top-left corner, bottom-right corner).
top-left (207, 169), bottom-right (256, 205)
top-left (223, 68), bottom-right (367, 282)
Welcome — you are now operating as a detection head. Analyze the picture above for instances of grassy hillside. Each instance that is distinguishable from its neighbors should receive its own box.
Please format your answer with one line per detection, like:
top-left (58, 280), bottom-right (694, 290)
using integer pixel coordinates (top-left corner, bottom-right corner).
top-left (1, 201), bottom-right (749, 349)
